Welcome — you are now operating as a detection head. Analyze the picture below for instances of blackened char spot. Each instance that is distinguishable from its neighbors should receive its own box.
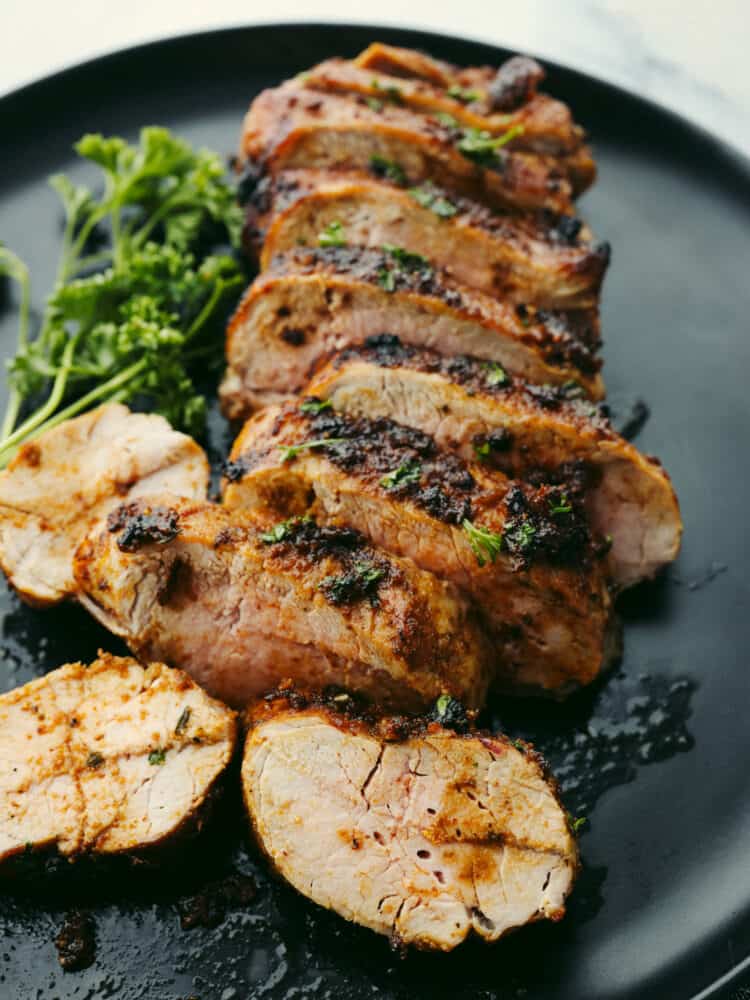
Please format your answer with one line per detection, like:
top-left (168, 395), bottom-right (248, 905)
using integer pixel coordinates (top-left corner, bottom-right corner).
top-left (281, 328), bottom-right (306, 346)
top-left (54, 910), bottom-right (96, 971)
top-left (107, 502), bottom-right (180, 552)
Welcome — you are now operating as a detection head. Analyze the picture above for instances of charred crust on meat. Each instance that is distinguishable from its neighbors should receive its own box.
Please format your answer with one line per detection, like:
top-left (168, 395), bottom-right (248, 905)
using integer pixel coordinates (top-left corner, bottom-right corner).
top-left (489, 55), bottom-right (545, 111)
top-left (106, 501), bottom-right (180, 552)
top-left (499, 483), bottom-right (591, 569)
top-left (55, 910), bottom-right (96, 971)
top-left (280, 327), bottom-right (306, 346)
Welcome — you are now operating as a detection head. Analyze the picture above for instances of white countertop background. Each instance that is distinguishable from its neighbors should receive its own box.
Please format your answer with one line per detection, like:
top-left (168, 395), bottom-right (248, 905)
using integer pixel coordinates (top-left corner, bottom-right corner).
top-left (1, 0), bottom-right (749, 158)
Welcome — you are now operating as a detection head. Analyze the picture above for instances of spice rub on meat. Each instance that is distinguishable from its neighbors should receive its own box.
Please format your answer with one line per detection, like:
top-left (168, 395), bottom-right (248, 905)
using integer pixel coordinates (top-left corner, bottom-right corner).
top-left (242, 687), bottom-right (578, 950)
top-left (220, 246), bottom-right (603, 420)
top-left (223, 404), bottom-right (619, 696)
top-left (0, 653), bottom-right (236, 866)
top-left (0, 404), bottom-right (209, 606)
top-left (246, 169), bottom-right (609, 310)
top-left (239, 82), bottom-right (577, 216)
top-left (306, 337), bottom-right (682, 587)
top-left (73, 496), bottom-right (491, 711)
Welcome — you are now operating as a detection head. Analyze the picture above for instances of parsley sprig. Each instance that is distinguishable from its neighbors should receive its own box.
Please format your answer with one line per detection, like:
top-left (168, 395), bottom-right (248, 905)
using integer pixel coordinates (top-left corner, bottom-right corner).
top-left (0, 127), bottom-right (244, 467)
top-left (457, 124), bottom-right (524, 166)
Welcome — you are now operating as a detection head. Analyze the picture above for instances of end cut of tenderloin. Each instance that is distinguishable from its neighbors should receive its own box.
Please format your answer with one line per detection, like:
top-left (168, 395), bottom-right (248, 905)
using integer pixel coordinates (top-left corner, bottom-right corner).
top-left (0, 404), bottom-right (209, 606)
top-left (220, 247), bottom-right (603, 421)
top-left (73, 495), bottom-right (492, 711)
top-left (242, 689), bottom-right (578, 950)
top-left (0, 653), bottom-right (237, 865)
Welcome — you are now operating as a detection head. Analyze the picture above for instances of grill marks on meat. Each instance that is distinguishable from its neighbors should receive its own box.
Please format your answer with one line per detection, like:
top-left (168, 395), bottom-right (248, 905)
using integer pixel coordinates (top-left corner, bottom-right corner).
top-left (248, 170), bottom-right (609, 309)
top-left (73, 496), bottom-right (491, 711)
top-left (220, 247), bottom-right (603, 420)
top-left (240, 84), bottom-right (575, 215)
top-left (307, 339), bottom-right (682, 586)
top-left (224, 405), bottom-right (618, 696)
top-left (242, 691), bottom-right (578, 950)
top-left (0, 404), bottom-right (209, 606)
top-left (0, 653), bottom-right (236, 865)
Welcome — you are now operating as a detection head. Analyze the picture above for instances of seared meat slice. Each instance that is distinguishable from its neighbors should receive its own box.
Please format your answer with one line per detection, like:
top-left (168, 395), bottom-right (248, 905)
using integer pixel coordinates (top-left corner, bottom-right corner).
top-left (302, 55), bottom-right (595, 191)
top-left (247, 169), bottom-right (609, 309)
top-left (0, 653), bottom-right (236, 865)
top-left (223, 405), bottom-right (618, 696)
top-left (73, 497), bottom-right (491, 711)
top-left (242, 688), bottom-right (578, 949)
top-left (220, 247), bottom-right (603, 420)
top-left (0, 404), bottom-right (209, 606)
top-left (307, 338), bottom-right (682, 587)
top-left (240, 83), bottom-right (575, 215)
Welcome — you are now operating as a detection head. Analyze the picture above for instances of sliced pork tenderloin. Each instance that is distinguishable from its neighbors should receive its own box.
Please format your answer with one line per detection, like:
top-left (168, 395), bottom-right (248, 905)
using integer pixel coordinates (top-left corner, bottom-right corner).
top-left (73, 496), bottom-right (491, 711)
top-left (223, 404), bottom-right (619, 696)
top-left (242, 687), bottom-right (578, 950)
top-left (240, 83), bottom-right (575, 215)
top-left (0, 404), bottom-right (209, 606)
top-left (306, 337), bottom-right (682, 587)
top-left (247, 169), bottom-right (609, 310)
top-left (220, 247), bottom-right (603, 421)
top-left (0, 653), bottom-right (236, 865)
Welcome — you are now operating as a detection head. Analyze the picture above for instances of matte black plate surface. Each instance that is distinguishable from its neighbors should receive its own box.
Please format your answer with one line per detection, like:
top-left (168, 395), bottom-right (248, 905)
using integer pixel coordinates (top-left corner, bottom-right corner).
top-left (0, 23), bottom-right (749, 1000)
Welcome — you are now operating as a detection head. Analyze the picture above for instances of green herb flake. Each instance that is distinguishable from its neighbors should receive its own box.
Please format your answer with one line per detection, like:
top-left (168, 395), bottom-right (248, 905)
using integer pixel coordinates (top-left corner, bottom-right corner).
top-left (382, 244), bottom-right (431, 272)
top-left (86, 751), bottom-right (104, 770)
top-left (462, 519), bottom-right (503, 567)
top-left (148, 748), bottom-right (167, 766)
top-left (365, 96), bottom-right (384, 112)
top-left (435, 693), bottom-right (452, 717)
top-left (261, 516), bottom-right (307, 545)
top-left (457, 123), bottom-right (524, 166)
top-left (447, 85), bottom-right (483, 103)
top-left (379, 460), bottom-right (422, 490)
top-left (549, 495), bottom-right (573, 516)
top-left (299, 396), bottom-right (332, 415)
top-left (278, 437), bottom-right (346, 463)
top-left (371, 78), bottom-right (403, 104)
top-left (567, 812), bottom-right (587, 835)
top-left (175, 707), bottom-right (191, 734)
top-left (503, 520), bottom-right (537, 553)
top-left (318, 220), bottom-right (346, 248)
top-left (435, 111), bottom-right (460, 128)
top-left (369, 155), bottom-right (407, 186)
top-left (377, 267), bottom-right (396, 292)
top-left (409, 184), bottom-right (457, 219)
top-left (483, 362), bottom-right (508, 387)
top-left (319, 561), bottom-right (385, 605)
top-left (473, 440), bottom-right (491, 460)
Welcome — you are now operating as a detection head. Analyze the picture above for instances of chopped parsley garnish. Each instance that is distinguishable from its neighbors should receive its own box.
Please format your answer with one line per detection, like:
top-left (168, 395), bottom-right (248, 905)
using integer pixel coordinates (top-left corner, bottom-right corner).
top-left (409, 183), bottom-right (458, 218)
top-left (549, 495), bottom-right (573, 516)
top-left (503, 520), bottom-right (537, 553)
top-left (299, 396), bottom-right (332, 415)
top-left (377, 267), bottom-right (396, 292)
top-left (483, 362), bottom-right (508, 387)
top-left (510, 738), bottom-right (526, 753)
top-left (318, 220), bottom-right (346, 248)
top-left (371, 78), bottom-right (403, 104)
top-left (382, 244), bottom-right (431, 272)
top-left (278, 438), bottom-right (346, 463)
top-left (380, 460), bottom-right (422, 490)
top-left (319, 561), bottom-right (384, 605)
top-left (369, 155), bottom-right (407, 186)
top-left (261, 516), bottom-right (308, 544)
top-left (365, 96), bottom-right (383, 112)
top-left (473, 440), bottom-right (491, 460)
top-left (456, 123), bottom-right (524, 166)
top-left (567, 812), bottom-right (587, 835)
top-left (148, 748), bottom-right (166, 766)
top-left (435, 111), bottom-right (460, 128)
top-left (462, 519), bottom-right (503, 567)
top-left (86, 752), bottom-right (104, 769)
top-left (175, 707), bottom-right (191, 734)
top-left (430, 694), bottom-right (469, 731)
top-left (447, 85), bottom-right (483, 103)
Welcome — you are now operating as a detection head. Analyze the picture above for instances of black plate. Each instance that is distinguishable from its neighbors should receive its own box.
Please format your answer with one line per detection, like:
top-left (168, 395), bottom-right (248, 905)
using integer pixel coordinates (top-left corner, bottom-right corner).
top-left (1, 23), bottom-right (749, 1000)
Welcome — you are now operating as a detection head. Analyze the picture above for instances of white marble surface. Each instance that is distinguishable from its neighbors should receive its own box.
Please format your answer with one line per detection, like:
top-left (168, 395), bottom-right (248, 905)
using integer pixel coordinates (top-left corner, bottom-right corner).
top-left (0, 1), bottom-right (748, 157)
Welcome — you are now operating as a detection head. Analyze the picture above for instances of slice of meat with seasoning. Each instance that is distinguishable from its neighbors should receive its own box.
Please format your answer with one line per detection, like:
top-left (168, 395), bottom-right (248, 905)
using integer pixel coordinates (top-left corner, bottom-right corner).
top-left (220, 247), bottom-right (603, 421)
top-left (73, 495), bottom-right (491, 711)
top-left (0, 404), bottom-right (209, 606)
top-left (306, 338), bottom-right (682, 587)
top-left (242, 687), bottom-right (578, 950)
top-left (223, 404), bottom-right (619, 697)
top-left (239, 83), bottom-right (575, 215)
top-left (0, 653), bottom-right (236, 866)
top-left (247, 169), bottom-right (609, 310)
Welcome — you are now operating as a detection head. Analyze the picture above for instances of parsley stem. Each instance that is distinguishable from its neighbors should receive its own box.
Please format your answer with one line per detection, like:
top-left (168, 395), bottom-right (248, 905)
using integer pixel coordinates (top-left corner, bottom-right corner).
top-left (0, 249), bottom-right (31, 438)
top-left (185, 275), bottom-right (243, 341)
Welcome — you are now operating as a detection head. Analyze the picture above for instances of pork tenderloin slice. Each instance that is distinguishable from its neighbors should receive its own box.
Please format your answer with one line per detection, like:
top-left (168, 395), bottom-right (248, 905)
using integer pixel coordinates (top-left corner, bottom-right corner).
top-left (303, 55), bottom-right (594, 181)
top-left (242, 689), bottom-right (578, 950)
top-left (220, 247), bottom-right (603, 422)
top-left (73, 496), bottom-right (491, 711)
top-left (0, 404), bottom-right (209, 606)
top-left (306, 338), bottom-right (682, 587)
top-left (250, 170), bottom-right (608, 310)
top-left (0, 652), bottom-right (236, 865)
top-left (223, 405), bottom-right (619, 696)
top-left (240, 84), bottom-right (575, 215)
